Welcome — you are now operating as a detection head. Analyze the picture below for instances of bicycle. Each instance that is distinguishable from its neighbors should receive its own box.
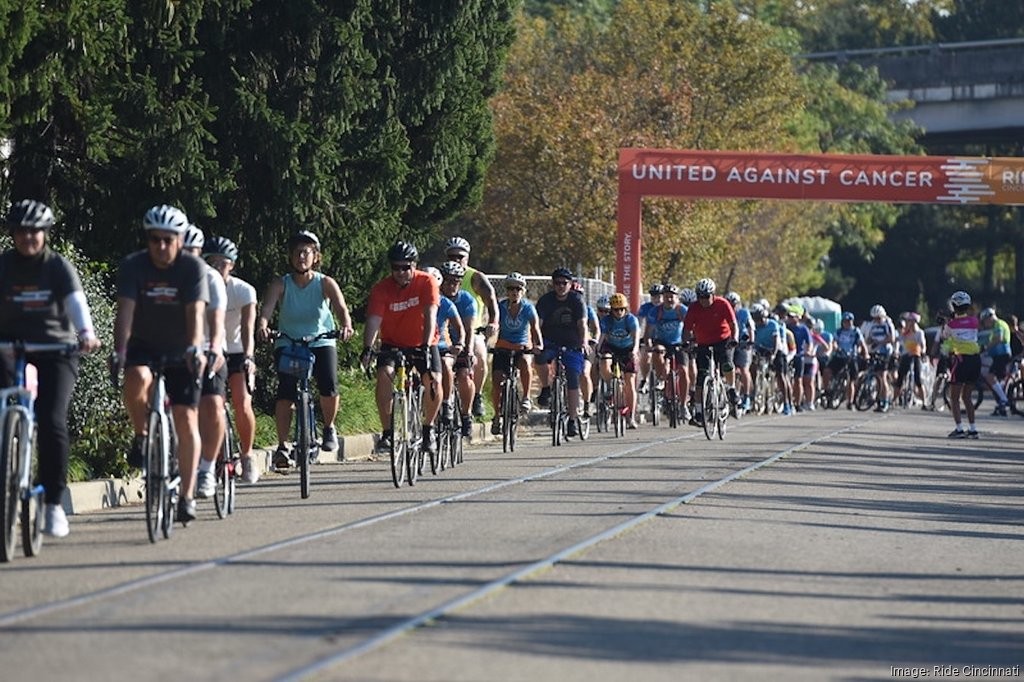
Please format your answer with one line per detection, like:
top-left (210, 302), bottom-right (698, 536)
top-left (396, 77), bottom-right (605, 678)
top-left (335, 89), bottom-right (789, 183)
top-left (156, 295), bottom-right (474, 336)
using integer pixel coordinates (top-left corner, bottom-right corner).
top-left (698, 345), bottom-right (730, 441)
top-left (272, 329), bottom-right (340, 499)
top-left (853, 352), bottom-right (888, 411)
top-left (491, 348), bottom-right (531, 453)
top-left (822, 353), bottom-right (854, 410)
top-left (0, 341), bottom-right (77, 562)
top-left (661, 343), bottom-right (687, 429)
top-left (214, 398), bottom-right (241, 518)
top-left (750, 347), bottom-right (777, 415)
top-left (597, 353), bottom-right (628, 438)
top-left (548, 347), bottom-right (588, 446)
top-left (386, 348), bottom-right (425, 487)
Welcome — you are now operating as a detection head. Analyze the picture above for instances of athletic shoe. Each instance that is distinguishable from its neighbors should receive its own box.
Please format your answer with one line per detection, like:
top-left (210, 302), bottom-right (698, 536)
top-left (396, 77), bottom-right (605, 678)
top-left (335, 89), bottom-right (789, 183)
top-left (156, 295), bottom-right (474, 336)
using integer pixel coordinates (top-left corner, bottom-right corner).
top-left (566, 419), bottom-right (578, 437)
top-left (626, 420), bottom-right (638, 430)
top-left (422, 427), bottom-right (437, 457)
top-left (43, 504), bottom-right (69, 538)
top-left (240, 457), bottom-right (259, 484)
top-left (537, 386), bottom-right (551, 408)
top-left (947, 428), bottom-right (966, 439)
top-left (460, 416), bottom-right (473, 438)
top-left (472, 393), bottom-right (485, 417)
top-left (177, 497), bottom-right (197, 525)
top-left (377, 431), bottom-right (393, 452)
top-left (520, 398), bottom-right (532, 412)
top-left (847, 403), bottom-right (854, 411)
top-left (322, 426), bottom-right (339, 451)
top-left (688, 412), bottom-right (704, 427)
top-left (127, 434), bottom-right (146, 469)
top-left (992, 404), bottom-right (1008, 417)
top-left (195, 470), bottom-right (216, 499)
top-left (490, 418), bottom-right (502, 436)
top-left (441, 401), bottom-right (453, 423)
top-left (967, 429), bottom-right (979, 439)
top-left (782, 404), bottom-right (794, 416)
top-left (272, 445), bottom-right (292, 470)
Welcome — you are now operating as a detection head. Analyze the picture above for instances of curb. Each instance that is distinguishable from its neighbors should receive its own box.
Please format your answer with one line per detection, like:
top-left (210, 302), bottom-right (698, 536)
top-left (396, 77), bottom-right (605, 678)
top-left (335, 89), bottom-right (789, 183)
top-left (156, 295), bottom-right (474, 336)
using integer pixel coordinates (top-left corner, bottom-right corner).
top-left (64, 425), bottom-right (495, 516)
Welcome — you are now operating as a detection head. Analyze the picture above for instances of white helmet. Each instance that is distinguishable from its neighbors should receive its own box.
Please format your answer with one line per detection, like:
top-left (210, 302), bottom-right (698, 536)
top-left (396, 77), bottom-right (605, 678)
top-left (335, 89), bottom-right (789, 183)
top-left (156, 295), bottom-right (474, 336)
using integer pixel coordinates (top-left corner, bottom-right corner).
top-left (423, 266), bottom-right (442, 285)
top-left (503, 272), bottom-right (527, 290)
top-left (182, 223), bottom-right (205, 249)
top-left (680, 287), bottom-right (697, 304)
top-left (444, 236), bottom-right (471, 255)
top-left (596, 294), bottom-right (611, 310)
top-left (143, 205), bottom-right (188, 234)
top-left (949, 290), bottom-right (971, 307)
top-left (695, 278), bottom-right (716, 297)
top-left (870, 304), bottom-right (886, 318)
top-left (812, 318), bottom-right (825, 332)
top-left (979, 307), bottom-right (995, 320)
top-left (725, 291), bottom-right (741, 306)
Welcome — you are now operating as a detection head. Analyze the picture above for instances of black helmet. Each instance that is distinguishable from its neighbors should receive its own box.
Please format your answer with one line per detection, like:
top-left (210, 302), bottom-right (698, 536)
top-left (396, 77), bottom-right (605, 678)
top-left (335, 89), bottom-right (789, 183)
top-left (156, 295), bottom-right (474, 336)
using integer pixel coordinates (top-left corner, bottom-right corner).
top-left (648, 283), bottom-right (665, 295)
top-left (387, 240), bottom-right (418, 262)
top-left (551, 267), bottom-right (573, 280)
top-left (6, 200), bottom-right (55, 230)
top-left (203, 236), bottom-right (239, 262)
top-left (287, 230), bottom-right (320, 250)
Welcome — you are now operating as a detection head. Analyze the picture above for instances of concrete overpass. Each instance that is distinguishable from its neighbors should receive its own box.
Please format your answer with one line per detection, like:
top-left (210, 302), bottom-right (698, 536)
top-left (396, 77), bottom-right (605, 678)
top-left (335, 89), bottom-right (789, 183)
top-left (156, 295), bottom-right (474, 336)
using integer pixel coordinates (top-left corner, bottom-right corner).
top-left (803, 38), bottom-right (1024, 147)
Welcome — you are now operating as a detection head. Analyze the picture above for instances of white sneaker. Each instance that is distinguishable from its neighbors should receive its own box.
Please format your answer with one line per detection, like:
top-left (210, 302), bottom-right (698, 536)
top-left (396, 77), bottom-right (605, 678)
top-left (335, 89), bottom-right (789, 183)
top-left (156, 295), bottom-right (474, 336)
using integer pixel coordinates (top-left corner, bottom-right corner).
top-left (44, 504), bottom-right (69, 538)
top-left (240, 457), bottom-right (259, 484)
top-left (195, 469), bottom-right (216, 499)
top-left (520, 398), bottom-right (532, 412)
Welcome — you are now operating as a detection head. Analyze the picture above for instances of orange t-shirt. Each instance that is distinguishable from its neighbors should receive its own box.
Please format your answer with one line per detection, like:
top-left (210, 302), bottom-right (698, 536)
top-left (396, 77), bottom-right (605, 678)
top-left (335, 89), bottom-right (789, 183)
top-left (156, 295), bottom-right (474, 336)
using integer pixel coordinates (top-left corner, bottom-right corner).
top-left (367, 271), bottom-right (440, 347)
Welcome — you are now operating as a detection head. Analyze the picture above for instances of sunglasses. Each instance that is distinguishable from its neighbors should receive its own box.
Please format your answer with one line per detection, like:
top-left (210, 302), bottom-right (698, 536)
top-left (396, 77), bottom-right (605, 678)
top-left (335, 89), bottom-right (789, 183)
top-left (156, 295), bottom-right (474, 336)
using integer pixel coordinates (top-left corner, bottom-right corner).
top-left (148, 235), bottom-right (175, 246)
top-left (612, 307), bottom-right (627, 312)
top-left (553, 279), bottom-right (570, 286)
top-left (506, 286), bottom-right (524, 292)
top-left (391, 263), bottom-right (412, 272)
top-left (446, 252), bottom-right (468, 260)
top-left (697, 294), bottom-right (711, 300)
top-left (443, 276), bottom-right (461, 284)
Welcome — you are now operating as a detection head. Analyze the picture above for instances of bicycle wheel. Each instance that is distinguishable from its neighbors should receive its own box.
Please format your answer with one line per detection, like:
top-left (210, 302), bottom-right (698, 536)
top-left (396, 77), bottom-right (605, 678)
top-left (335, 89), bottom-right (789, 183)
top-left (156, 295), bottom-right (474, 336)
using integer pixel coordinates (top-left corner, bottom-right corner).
top-left (854, 375), bottom-right (876, 411)
top-left (666, 375), bottom-right (678, 429)
top-left (437, 417), bottom-right (451, 470)
top-left (649, 377), bottom-right (661, 426)
top-left (577, 412), bottom-right (590, 440)
top-left (1, 410), bottom-right (23, 562)
top-left (1007, 380), bottom-right (1024, 416)
top-left (213, 424), bottom-right (230, 520)
top-left (716, 380), bottom-right (729, 440)
top-left (389, 392), bottom-right (408, 488)
top-left (407, 384), bottom-right (421, 486)
top-left (930, 374), bottom-right (948, 411)
top-left (613, 380), bottom-right (626, 437)
top-left (551, 375), bottom-right (562, 447)
top-left (225, 415), bottom-right (239, 515)
top-left (701, 375), bottom-right (716, 441)
top-left (502, 380), bottom-right (516, 453)
top-left (144, 411), bottom-right (164, 543)
top-left (295, 390), bottom-right (311, 498)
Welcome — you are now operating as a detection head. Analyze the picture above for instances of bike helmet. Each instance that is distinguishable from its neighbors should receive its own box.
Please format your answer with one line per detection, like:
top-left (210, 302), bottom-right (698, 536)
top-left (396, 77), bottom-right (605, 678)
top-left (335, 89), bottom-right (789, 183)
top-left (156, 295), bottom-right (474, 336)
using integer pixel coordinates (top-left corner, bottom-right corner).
top-left (423, 266), bottom-right (442, 285)
top-left (504, 272), bottom-right (527, 289)
top-left (609, 293), bottom-right (628, 309)
top-left (648, 283), bottom-right (665, 296)
top-left (203, 236), bottom-right (239, 262)
top-left (870, 304), bottom-right (886, 318)
top-left (596, 294), bottom-right (611, 311)
top-left (143, 204), bottom-right (188, 234)
top-left (680, 287), bottom-right (697, 304)
top-left (287, 230), bottom-right (320, 251)
top-left (949, 290), bottom-right (971, 307)
top-left (663, 284), bottom-right (680, 296)
top-left (6, 199), bottom-right (55, 230)
top-left (902, 311), bottom-right (922, 324)
top-left (842, 311), bottom-right (855, 322)
top-left (979, 307), bottom-right (995, 320)
top-left (695, 278), bottom-right (716, 297)
top-left (439, 260), bottom-right (465, 278)
top-left (551, 267), bottom-right (573, 280)
top-left (749, 303), bottom-right (766, 320)
top-left (387, 240), bottom-right (418, 262)
top-left (444, 236), bottom-right (471, 255)
top-left (725, 291), bottom-right (741, 306)
top-left (812, 318), bottom-right (825, 332)
top-left (182, 223), bottom-right (205, 250)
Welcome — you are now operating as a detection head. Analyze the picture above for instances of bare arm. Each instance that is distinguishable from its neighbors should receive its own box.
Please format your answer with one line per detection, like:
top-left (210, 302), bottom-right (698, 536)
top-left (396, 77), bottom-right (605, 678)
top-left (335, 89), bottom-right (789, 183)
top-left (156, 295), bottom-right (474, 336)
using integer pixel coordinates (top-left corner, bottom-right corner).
top-left (323, 276), bottom-right (354, 341)
top-left (240, 302), bottom-right (256, 357)
top-left (256, 277), bottom-right (284, 342)
top-left (113, 296), bottom-right (136, 357)
top-left (363, 314), bottom-right (382, 349)
top-left (471, 270), bottom-right (499, 333)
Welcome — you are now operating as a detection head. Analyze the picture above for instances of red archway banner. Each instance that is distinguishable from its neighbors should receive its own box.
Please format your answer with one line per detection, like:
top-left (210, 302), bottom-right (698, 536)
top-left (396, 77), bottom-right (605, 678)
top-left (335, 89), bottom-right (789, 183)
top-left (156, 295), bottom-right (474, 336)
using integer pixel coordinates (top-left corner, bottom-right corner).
top-left (616, 148), bottom-right (1024, 309)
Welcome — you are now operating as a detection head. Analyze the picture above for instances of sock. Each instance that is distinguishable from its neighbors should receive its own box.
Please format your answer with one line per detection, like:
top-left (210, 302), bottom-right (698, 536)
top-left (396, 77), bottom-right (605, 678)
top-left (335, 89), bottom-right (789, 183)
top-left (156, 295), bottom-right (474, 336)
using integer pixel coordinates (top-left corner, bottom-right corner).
top-left (994, 384), bottom-right (1008, 403)
top-left (198, 459), bottom-right (213, 473)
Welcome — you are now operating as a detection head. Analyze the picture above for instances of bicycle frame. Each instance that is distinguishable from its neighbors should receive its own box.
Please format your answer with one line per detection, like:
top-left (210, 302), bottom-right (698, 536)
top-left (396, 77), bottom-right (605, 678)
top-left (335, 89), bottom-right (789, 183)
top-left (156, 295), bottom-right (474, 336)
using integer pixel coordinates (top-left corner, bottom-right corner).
top-left (144, 362), bottom-right (181, 542)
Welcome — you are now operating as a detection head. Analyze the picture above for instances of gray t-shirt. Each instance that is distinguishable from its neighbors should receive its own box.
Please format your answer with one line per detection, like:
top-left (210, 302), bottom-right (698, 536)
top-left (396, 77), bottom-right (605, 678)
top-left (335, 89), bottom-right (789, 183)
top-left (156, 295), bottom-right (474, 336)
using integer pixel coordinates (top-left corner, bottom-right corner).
top-left (116, 251), bottom-right (209, 353)
top-left (0, 248), bottom-right (82, 344)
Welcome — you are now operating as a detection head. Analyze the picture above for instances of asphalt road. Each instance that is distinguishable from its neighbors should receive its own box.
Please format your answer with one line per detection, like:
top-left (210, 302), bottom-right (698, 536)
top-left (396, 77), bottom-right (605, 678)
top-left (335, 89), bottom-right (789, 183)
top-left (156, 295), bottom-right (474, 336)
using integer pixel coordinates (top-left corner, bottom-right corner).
top-left (1, 407), bottom-right (1021, 682)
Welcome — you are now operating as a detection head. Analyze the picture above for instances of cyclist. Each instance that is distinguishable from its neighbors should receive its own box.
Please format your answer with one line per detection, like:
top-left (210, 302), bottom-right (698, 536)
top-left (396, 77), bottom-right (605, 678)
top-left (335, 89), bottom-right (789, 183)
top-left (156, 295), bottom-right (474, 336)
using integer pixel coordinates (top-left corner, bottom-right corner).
top-left (443, 237), bottom-right (498, 419)
top-left (940, 290), bottom-right (980, 438)
top-left (580, 283), bottom-right (601, 419)
top-left (751, 303), bottom-right (791, 414)
top-left (535, 267), bottom-right (589, 437)
top-left (823, 312), bottom-right (869, 410)
top-left (426, 266), bottom-right (465, 429)
top-left (812, 318), bottom-right (834, 408)
top-left (598, 293), bottom-right (641, 429)
top-left (636, 284), bottom-right (664, 391)
top-left (979, 307), bottom-right (1012, 416)
top-left (864, 304), bottom-right (897, 413)
top-left (113, 205), bottom-right (209, 524)
top-left (726, 292), bottom-right (754, 411)
top-left (257, 231), bottom-right (354, 470)
top-left (895, 312), bottom-right (928, 408)
top-left (203, 236), bottom-right (260, 483)
top-left (439, 260), bottom-right (478, 438)
top-left (489, 272), bottom-right (542, 436)
top-left (684, 278), bottom-right (738, 427)
top-left (778, 305), bottom-right (811, 411)
top-left (646, 284), bottom-right (689, 420)
top-left (0, 200), bottom-right (101, 538)
top-left (361, 241), bottom-right (442, 457)
top-left (180, 225), bottom-right (227, 499)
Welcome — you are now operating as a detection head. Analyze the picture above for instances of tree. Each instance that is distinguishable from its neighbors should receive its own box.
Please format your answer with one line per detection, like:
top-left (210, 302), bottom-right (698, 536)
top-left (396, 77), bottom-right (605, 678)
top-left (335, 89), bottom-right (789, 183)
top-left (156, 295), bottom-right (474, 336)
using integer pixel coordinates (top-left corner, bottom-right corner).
top-left (934, 0), bottom-right (1024, 41)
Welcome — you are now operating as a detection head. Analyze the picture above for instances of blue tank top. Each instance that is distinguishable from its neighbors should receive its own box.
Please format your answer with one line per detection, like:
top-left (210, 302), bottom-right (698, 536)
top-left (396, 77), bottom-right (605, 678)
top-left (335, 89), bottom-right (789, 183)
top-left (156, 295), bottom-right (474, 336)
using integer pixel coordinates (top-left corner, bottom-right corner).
top-left (498, 298), bottom-right (537, 346)
top-left (653, 304), bottom-right (686, 345)
top-left (276, 272), bottom-right (335, 348)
